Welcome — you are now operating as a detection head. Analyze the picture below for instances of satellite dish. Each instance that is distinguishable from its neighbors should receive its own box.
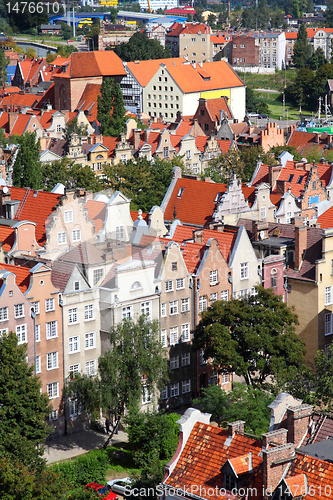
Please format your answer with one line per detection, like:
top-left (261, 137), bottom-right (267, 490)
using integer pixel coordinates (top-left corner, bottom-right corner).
top-left (2, 186), bottom-right (8, 194)
top-left (260, 230), bottom-right (265, 240)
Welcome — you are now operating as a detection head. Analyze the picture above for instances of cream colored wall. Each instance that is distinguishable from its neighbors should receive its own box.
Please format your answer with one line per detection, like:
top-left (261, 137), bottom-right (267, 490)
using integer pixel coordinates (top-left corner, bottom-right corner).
top-left (144, 66), bottom-right (183, 120)
top-left (317, 229), bottom-right (333, 355)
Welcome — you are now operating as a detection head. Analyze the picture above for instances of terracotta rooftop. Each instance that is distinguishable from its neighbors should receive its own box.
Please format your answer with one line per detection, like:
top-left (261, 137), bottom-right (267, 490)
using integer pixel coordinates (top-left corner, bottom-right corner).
top-left (317, 206), bottom-right (333, 229)
top-left (0, 224), bottom-right (15, 252)
top-left (53, 51), bottom-right (126, 79)
top-left (167, 22), bottom-right (210, 37)
top-left (85, 199), bottom-right (106, 233)
top-left (58, 241), bottom-right (105, 266)
top-left (75, 83), bottom-right (101, 122)
top-left (0, 262), bottom-right (31, 292)
top-left (205, 97), bottom-right (233, 121)
top-left (127, 57), bottom-right (186, 88)
top-left (287, 130), bottom-right (331, 155)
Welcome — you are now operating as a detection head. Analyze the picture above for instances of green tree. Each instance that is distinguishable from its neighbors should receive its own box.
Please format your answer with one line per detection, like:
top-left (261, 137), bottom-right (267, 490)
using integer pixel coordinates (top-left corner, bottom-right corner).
top-left (41, 158), bottom-right (101, 192)
top-left (126, 411), bottom-right (179, 464)
top-left (112, 31), bottom-right (171, 61)
top-left (0, 332), bottom-right (51, 472)
top-left (193, 286), bottom-right (306, 390)
top-left (293, 24), bottom-right (312, 69)
top-left (308, 47), bottom-right (327, 70)
top-left (60, 22), bottom-right (73, 41)
top-left (97, 77), bottom-right (126, 137)
top-left (313, 344), bottom-right (333, 411)
top-left (12, 132), bottom-right (42, 189)
top-left (65, 316), bottom-right (168, 448)
top-left (0, 48), bottom-right (8, 86)
top-left (63, 117), bottom-right (88, 142)
top-left (193, 383), bottom-right (273, 435)
top-left (6, 0), bottom-right (48, 32)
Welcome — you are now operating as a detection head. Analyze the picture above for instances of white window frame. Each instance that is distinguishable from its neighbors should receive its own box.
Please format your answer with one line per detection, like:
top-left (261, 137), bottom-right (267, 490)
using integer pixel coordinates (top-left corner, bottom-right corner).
top-left (181, 297), bottom-right (190, 312)
top-left (170, 326), bottom-right (179, 346)
top-left (68, 308), bottom-right (78, 324)
top-left (45, 298), bottom-right (55, 312)
top-left (93, 268), bottom-right (103, 286)
top-left (0, 306), bottom-right (8, 321)
top-left (210, 292), bottom-right (218, 303)
top-left (181, 323), bottom-right (190, 342)
top-left (57, 232), bottom-right (67, 245)
top-left (210, 270), bottom-right (218, 285)
top-left (122, 305), bottom-right (132, 320)
top-left (142, 384), bottom-right (152, 405)
top-left (169, 300), bottom-right (178, 315)
top-left (35, 324), bottom-right (41, 342)
top-left (47, 351), bottom-right (59, 370)
top-left (240, 262), bottom-right (249, 280)
top-left (16, 324), bottom-right (27, 344)
top-left (84, 304), bottom-right (94, 321)
top-left (69, 363), bottom-right (80, 376)
top-left (170, 356), bottom-right (179, 370)
top-left (49, 409), bottom-right (58, 420)
top-left (161, 386), bottom-right (168, 400)
top-left (36, 354), bottom-right (41, 374)
top-left (165, 280), bottom-right (173, 292)
top-left (69, 336), bottom-right (80, 353)
top-left (14, 303), bottom-right (24, 318)
top-left (46, 320), bottom-right (58, 339)
top-left (64, 210), bottom-right (73, 223)
top-left (47, 381), bottom-right (59, 399)
top-left (181, 352), bottom-right (190, 366)
top-left (30, 302), bottom-right (39, 315)
top-left (170, 382), bottom-right (179, 397)
top-left (199, 296), bottom-right (207, 313)
top-left (176, 278), bottom-right (185, 290)
top-left (85, 360), bottom-right (97, 376)
top-left (115, 225), bottom-right (125, 240)
top-left (161, 302), bottom-right (167, 317)
top-left (140, 301), bottom-right (151, 318)
top-left (325, 286), bottom-right (332, 306)
top-left (85, 332), bottom-right (96, 350)
top-left (72, 229), bottom-right (81, 242)
top-left (182, 379), bottom-right (191, 394)
top-left (161, 329), bottom-right (167, 348)
top-left (325, 313), bottom-right (333, 336)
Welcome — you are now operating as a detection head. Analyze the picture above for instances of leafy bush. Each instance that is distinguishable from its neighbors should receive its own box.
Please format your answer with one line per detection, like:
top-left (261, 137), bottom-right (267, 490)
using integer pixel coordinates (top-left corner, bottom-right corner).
top-left (49, 449), bottom-right (109, 487)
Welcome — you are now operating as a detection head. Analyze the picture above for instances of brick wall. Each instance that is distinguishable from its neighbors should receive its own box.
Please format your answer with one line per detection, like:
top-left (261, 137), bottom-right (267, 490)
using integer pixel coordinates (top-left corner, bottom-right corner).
top-left (286, 404), bottom-right (313, 447)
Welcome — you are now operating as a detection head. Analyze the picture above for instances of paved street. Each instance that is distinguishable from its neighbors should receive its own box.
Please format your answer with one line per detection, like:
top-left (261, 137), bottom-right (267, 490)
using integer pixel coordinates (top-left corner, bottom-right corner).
top-left (43, 428), bottom-right (128, 464)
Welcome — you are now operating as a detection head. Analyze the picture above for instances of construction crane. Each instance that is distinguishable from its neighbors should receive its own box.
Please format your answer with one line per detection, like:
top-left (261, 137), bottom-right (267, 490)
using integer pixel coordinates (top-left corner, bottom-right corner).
top-left (147, 0), bottom-right (152, 13)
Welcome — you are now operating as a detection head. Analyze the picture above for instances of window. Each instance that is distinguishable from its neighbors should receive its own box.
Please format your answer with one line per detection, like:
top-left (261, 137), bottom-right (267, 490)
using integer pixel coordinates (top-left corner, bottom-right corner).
top-left (210, 270), bottom-right (218, 285)
top-left (49, 409), bottom-right (58, 420)
top-left (182, 379), bottom-right (191, 394)
top-left (325, 313), bottom-right (333, 336)
top-left (161, 329), bottom-right (167, 347)
top-left (142, 385), bottom-right (152, 405)
top-left (199, 296), bottom-right (207, 313)
top-left (239, 289), bottom-right (248, 297)
top-left (31, 302), bottom-right (39, 315)
top-left (186, 150), bottom-right (191, 160)
top-left (97, 162), bottom-right (102, 171)
top-left (116, 225), bottom-right (124, 240)
top-left (161, 386), bottom-right (168, 400)
top-left (271, 268), bottom-right (277, 289)
top-left (14, 303), bottom-right (24, 318)
top-left (210, 292), bottom-right (218, 303)
top-left (45, 298), bottom-right (55, 312)
top-left (120, 154), bottom-right (127, 163)
top-left (163, 147), bottom-right (169, 158)
top-left (46, 321), bottom-right (57, 339)
top-left (69, 364), bottom-right (80, 376)
top-left (221, 290), bottom-right (229, 301)
top-left (57, 232), bottom-right (67, 245)
top-left (93, 268), bottom-right (103, 286)
top-left (181, 323), bottom-right (190, 342)
top-left (85, 360), bottom-right (97, 376)
top-left (161, 303), bottom-right (167, 317)
top-left (325, 286), bottom-right (332, 305)
top-left (122, 306), bottom-right (132, 319)
top-left (0, 306), bottom-right (8, 321)
top-left (85, 332), bottom-right (95, 349)
top-left (47, 351), bottom-right (58, 370)
top-left (181, 297), bottom-right (190, 312)
top-left (286, 212), bottom-right (292, 224)
top-left (191, 37), bottom-right (196, 42)
top-left (261, 206), bottom-right (266, 219)
top-left (64, 210), bottom-right (73, 223)
top-left (221, 372), bottom-right (230, 384)
top-left (16, 324), bottom-right (27, 344)
top-left (211, 371), bottom-right (218, 385)
top-left (170, 383), bottom-right (179, 397)
top-left (169, 300), bottom-right (178, 315)
top-left (240, 262), bottom-right (249, 280)
top-left (200, 349), bottom-right (207, 365)
top-left (56, 124), bottom-right (62, 132)
top-left (35, 324), bottom-right (40, 342)
top-left (68, 308), bottom-right (78, 324)
top-left (84, 304), bottom-right (94, 320)
top-left (72, 229), bottom-right (81, 242)
top-left (36, 355), bottom-right (41, 374)
top-left (69, 336), bottom-right (80, 353)
top-left (182, 352), bottom-right (190, 366)
top-left (170, 356), bottom-right (179, 370)
top-left (176, 278), bottom-right (185, 290)
top-left (170, 326), bottom-right (179, 345)
top-left (47, 382), bottom-right (59, 398)
top-left (172, 261), bottom-right (177, 271)
top-left (140, 301), bottom-right (151, 318)
top-left (225, 474), bottom-right (236, 491)
top-left (74, 281), bottom-right (80, 291)
top-left (69, 397), bottom-right (80, 416)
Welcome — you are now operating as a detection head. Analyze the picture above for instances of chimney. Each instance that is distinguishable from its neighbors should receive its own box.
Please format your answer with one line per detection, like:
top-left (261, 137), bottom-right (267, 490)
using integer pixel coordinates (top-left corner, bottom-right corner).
top-left (286, 404), bottom-right (313, 448)
top-left (314, 132), bottom-right (320, 144)
top-left (227, 420), bottom-right (245, 436)
top-left (294, 225), bottom-right (307, 270)
top-left (262, 428), bottom-right (287, 449)
top-left (192, 229), bottom-right (203, 244)
top-left (262, 442), bottom-right (295, 500)
top-left (133, 128), bottom-right (141, 150)
top-left (252, 220), bottom-right (269, 241)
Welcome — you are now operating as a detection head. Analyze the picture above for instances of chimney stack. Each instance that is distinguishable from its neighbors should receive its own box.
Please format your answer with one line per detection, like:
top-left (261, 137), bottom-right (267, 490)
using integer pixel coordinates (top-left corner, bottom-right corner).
top-left (262, 442), bottom-right (295, 500)
top-left (227, 420), bottom-right (245, 437)
top-left (294, 224), bottom-right (307, 270)
top-left (286, 404), bottom-right (313, 448)
top-left (192, 229), bottom-right (203, 244)
top-left (133, 128), bottom-right (141, 150)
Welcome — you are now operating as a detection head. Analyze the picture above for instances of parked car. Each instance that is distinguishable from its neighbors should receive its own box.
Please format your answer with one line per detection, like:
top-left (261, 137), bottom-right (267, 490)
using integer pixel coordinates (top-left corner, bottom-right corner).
top-left (85, 482), bottom-right (119, 500)
top-left (258, 114), bottom-right (269, 119)
top-left (107, 478), bottom-right (133, 496)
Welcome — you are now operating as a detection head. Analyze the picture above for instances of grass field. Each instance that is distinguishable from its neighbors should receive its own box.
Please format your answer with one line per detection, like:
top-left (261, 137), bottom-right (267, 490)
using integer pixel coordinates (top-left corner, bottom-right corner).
top-left (236, 69), bottom-right (297, 92)
top-left (253, 91), bottom-right (311, 120)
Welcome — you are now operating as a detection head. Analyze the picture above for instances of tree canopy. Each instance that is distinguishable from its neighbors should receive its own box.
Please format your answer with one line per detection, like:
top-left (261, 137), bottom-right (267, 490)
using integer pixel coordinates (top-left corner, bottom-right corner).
top-left (97, 77), bottom-right (126, 137)
top-left (0, 332), bottom-right (51, 472)
top-left (193, 286), bottom-right (306, 390)
top-left (193, 383), bottom-right (273, 436)
top-left (112, 32), bottom-right (171, 61)
top-left (41, 158), bottom-right (101, 193)
top-left (293, 24), bottom-right (313, 69)
top-left (12, 132), bottom-right (42, 189)
top-left (65, 316), bottom-right (168, 448)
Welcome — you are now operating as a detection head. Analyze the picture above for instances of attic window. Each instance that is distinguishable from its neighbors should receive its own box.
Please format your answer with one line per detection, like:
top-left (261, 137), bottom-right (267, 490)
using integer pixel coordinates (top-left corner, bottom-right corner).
top-left (287, 174), bottom-right (294, 182)
top-left (297, 175), bottom-right (304, 184)
top-left (224, 473), bottom-right (236, 492)
top-left (215, 192), bottom-right (222, 202)
top-left (177, 188), bottom-right (184, 198)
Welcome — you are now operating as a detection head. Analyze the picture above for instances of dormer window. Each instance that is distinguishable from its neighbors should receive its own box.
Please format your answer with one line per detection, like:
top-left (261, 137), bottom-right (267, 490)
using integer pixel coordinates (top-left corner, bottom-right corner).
top-left (287, 174), bottom-right (294, 182)
top-left (177, 188), bottom-right (184, 197)
top-left (224, 473), bottom-right (236, 491)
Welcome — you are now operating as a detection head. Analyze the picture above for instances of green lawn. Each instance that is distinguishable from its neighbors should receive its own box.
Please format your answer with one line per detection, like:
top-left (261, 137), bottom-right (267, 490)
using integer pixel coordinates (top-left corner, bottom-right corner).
top-left (253, 90), bottom-right (312, 120)
top-left (236, 69), bottom-right (297, 92)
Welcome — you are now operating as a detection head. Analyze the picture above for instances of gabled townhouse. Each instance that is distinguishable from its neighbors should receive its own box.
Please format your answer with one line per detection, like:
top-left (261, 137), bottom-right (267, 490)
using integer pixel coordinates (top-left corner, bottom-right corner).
top-left (287, 126), bottom-right (333, 156)
top-left (12, 57), bottom-right (47, 89)
top-left (0, 110), bottom-right (44, 138)
top-left (144, 60), bottom-right (245, 123)
top-left (161, 404), bottom-right (333, 500)
top-left (193, 97), bottom-right (234, 135)
top-left (53, 51), bottom-right (126, 112)
top-left (0, 219), bottom-right (42, 261)
top-left (51, 260), bottom-right (102, 427)
top-left (165, 22), bottom-right (213, 63)
top-left (121, 57), bottom-right (186, 115)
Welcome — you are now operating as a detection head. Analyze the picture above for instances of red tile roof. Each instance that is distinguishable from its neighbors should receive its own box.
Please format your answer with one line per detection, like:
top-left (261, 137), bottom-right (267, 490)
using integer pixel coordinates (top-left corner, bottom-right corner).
top-left (167, 22), bottom-right (210, 37)
top-left (317, 206), bottom-right (333, 228)
top-left (53, 51), bottom-right (126, 79)
top-left (218, 139), bottom-right (233, 153)
top-left (127, 57), bottom-right (186, 87)
top-left (0, 225), bottom-right (15, 252)
top-left (75, 83), bottom-right (101, 122)
top-left (0, 262), bottom-right (31, 292)
top-left (287, 453), bottom-right (333, 500)
top-left (251, 163), bottom-right (270, 186)
top-left (167, 61), bottom-right (244, 94)
top-left (211, 34), bottom-right (227, 44)
top-left (6, 187), bottom-right (62, 246)
top-left (205, 97), bottom-right (233, 121)
top-left (0, 92), bottom-right (43, 111)
top-left (165, 422), bottom-right (263, 500)
top-left (287, 130), bottom-right (329, 155)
